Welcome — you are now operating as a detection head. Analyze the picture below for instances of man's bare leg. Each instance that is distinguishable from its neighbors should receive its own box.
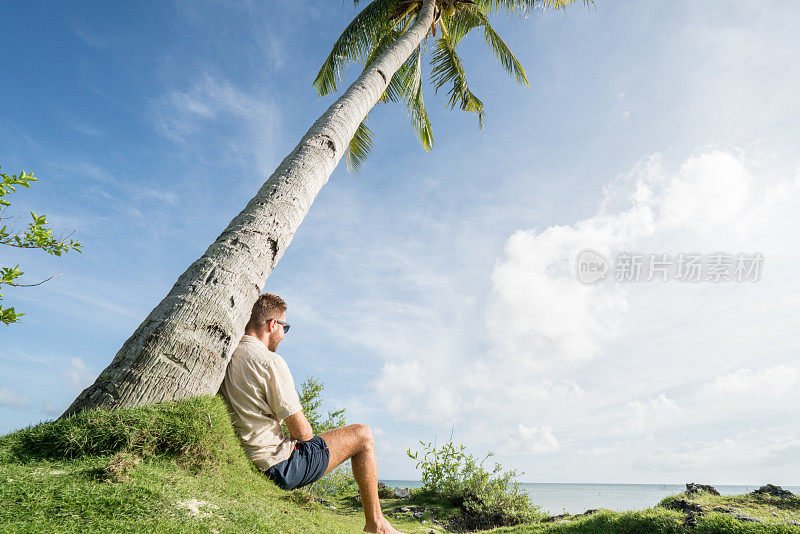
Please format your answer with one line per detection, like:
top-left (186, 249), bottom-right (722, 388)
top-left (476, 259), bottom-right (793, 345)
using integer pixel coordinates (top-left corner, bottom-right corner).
top-left (319, 424), bottom-right (403, 534)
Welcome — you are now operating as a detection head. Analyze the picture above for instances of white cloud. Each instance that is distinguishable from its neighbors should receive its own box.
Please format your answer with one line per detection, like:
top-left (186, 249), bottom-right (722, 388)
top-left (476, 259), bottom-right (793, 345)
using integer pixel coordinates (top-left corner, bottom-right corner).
top-left (371, 360), bottom-right (460, 426)
top-left (508, 424), bottom-right (560, 455)
top-left (317, 146), bottom-right (800, 482)
top-left (153, 74), bottom-right (278, 172)
top-left (625, 394), bottom-right (679, 434)
top-left (704, 366), bottom-right (799, 398)
top-left (137, 189), bottom-right (179, 205)
top-left (487, 150), bottom-right (795, 366)
top-left (61, 358), bottom-right (95, 391)
top-left (636, 430), bottom-right (800, 471)
top-left (0, 388), bottom-right (29, 409)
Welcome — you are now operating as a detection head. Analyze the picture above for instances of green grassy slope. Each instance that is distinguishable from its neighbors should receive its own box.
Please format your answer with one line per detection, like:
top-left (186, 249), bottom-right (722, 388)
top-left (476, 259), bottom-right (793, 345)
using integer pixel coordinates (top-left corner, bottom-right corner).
top-left (1, 396), bottom-right (798, 534)
top-left (0, 396), bottom-right (433, 534)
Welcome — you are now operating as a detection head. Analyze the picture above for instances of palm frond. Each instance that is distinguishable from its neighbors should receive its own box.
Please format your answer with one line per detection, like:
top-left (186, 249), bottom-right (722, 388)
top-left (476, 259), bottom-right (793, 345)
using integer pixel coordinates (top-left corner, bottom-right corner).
top-left (404, 46), bottom-right (434, 150)
top-left (361, 27), bottom-right (412, 103)
top-left (472, 8), bottom-right (529, 86)
top-left (346, 119), bottom-right (375, 173)
top-left (444, 6), bottom-right (482, 45)
top-left (430, 35), bottom-right (485, 128)
top-left (313, 0), bottom-right (398, 96)
top-left (382, 56), bottom-right (419, 103)
top-left (475, 0), bottom-right (581, 16)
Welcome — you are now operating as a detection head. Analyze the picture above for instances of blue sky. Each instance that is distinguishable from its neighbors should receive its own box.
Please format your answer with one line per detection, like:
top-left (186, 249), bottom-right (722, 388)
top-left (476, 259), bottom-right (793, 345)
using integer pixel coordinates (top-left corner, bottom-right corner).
top-left (2, 1), bottom-right (799, 483)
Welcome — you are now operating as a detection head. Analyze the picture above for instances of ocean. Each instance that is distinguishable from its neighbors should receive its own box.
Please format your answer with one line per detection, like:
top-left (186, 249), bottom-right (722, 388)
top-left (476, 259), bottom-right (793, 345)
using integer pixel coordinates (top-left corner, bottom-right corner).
top-left (379, 481), bottom-right (800, 515)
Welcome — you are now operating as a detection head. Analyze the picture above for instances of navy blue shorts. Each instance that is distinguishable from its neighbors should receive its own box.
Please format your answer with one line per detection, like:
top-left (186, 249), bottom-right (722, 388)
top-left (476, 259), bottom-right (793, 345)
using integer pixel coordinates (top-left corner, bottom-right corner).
top-left (265, 436), bottom-right (330, 490)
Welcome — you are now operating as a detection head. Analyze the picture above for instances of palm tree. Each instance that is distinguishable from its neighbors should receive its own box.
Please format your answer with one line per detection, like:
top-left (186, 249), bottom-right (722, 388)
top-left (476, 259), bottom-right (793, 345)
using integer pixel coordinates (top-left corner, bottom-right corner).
top-left (62, 0), bottom-right (586, 417)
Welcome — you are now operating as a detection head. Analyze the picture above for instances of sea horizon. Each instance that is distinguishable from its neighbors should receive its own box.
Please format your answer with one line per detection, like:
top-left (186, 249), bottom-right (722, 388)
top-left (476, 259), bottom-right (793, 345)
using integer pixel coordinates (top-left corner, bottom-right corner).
top-left (380, 480), bottom-right (800, 515)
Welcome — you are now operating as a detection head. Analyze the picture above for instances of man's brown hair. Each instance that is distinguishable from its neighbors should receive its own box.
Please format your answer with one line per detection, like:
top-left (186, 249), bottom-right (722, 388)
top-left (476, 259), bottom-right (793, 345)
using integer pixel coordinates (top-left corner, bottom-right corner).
top-left (246, 293), bottom-right (287, 331)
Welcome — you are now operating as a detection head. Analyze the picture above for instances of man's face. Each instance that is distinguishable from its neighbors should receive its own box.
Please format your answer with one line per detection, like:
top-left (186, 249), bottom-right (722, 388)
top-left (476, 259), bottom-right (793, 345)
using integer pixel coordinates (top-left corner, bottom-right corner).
top-left (266, 311), bottom-right (287, 352)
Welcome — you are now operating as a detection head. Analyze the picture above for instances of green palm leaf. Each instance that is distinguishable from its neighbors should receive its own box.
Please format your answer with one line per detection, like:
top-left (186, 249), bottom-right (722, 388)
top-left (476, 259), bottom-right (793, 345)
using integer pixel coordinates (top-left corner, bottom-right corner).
top-left (445, 6), bottom-right (482, 45)
top-left (430, 34), bottom-right (485, 128)
top-left (313, 0), bottom-right (399, 96)
top-left (472, 8), bottom-right (529, 86)
top-left (475, 0), bottom-right (580, 16)
top-left (404, 46), bottom-right (434, 150)
top-left (407, 84), bottom-right (434, 151)
top-left (318, 0), bottom-right (587, 171)
top-left (346, 119), bottom-right (375, 173)
top-left (362, 27), bottom-right (413, 103)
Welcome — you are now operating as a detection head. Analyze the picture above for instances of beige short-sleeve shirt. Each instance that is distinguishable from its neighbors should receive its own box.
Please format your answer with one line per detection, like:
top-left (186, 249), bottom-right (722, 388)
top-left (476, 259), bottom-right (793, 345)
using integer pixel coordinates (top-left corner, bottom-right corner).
top-left (220, 335), bottom-right (302, 471)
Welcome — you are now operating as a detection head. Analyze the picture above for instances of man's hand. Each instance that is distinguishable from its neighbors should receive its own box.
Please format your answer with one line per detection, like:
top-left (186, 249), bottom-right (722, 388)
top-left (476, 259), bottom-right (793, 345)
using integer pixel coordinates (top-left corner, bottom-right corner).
top-left (284, 410), bottom-right (314, 442)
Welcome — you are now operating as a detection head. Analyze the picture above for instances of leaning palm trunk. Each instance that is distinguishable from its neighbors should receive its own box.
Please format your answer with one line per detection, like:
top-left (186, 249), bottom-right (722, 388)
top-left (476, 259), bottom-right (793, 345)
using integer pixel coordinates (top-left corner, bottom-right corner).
top-left (61, 0), bottom-right (436, 418)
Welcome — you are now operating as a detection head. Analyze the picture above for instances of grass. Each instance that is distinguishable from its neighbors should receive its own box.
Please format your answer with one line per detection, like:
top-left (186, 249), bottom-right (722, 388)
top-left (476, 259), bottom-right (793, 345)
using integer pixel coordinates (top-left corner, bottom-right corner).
top-left (0, 396), bottom-right (432, 534)
top-left (1, 395), bottom-right (798, 533)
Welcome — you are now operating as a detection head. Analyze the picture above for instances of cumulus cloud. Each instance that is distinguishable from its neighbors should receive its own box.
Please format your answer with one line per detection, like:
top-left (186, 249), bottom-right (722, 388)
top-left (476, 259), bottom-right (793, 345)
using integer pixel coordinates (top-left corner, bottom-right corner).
top-left (365, 148), bottom-right (800, 480)
top-left (625, 394), bottom-right (679, 434)
top-left (372, 360), bottom-right (460, 425)
top-left (704, 366), bottom-right (799, 398)
top-left (508, 424), bottom-right (560, 455)
top-left (61, 358), bottom-right (95, 391)
top-left (486, 150), bottom-right (799, 365)
top-left (0, 388), bottom-right (29, 409)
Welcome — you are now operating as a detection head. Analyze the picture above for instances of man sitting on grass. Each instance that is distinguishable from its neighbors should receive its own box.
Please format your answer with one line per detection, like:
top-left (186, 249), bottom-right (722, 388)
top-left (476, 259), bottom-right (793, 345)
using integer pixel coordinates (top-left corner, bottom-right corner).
top-left (220, 293), bottom-right (404, 534)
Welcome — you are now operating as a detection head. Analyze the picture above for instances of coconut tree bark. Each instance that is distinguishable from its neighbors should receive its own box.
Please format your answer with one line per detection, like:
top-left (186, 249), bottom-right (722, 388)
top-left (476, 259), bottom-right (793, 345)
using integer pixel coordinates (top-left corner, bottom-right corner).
top-left (61, 0), bottom-right (436, 418)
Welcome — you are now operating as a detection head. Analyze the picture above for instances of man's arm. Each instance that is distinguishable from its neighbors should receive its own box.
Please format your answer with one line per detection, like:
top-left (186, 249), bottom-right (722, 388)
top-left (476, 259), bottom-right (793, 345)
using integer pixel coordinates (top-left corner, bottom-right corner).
top-left (284, 410), bottom-right (314, 442)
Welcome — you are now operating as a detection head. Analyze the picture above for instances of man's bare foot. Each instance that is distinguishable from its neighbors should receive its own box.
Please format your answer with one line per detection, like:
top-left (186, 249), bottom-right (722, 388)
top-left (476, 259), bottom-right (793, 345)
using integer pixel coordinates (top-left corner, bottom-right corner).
top-left (363, 516), bottom-right (405, 534)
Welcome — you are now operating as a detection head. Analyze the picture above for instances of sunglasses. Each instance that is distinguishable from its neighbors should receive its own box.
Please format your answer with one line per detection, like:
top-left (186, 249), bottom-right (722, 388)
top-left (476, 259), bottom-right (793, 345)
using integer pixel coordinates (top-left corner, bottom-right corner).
top-left (267, 318), bottom-right (291, 333)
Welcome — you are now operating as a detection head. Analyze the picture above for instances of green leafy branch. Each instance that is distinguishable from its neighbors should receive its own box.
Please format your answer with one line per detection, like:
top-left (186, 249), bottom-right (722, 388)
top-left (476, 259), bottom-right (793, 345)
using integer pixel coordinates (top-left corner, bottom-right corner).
top-left (1, 165), bottom-right (83, 325)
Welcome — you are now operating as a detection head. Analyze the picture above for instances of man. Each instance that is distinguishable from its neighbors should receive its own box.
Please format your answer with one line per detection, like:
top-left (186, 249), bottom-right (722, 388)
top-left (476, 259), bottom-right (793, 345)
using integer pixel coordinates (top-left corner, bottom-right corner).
top-left (220, 293), bottom-right (403, 534)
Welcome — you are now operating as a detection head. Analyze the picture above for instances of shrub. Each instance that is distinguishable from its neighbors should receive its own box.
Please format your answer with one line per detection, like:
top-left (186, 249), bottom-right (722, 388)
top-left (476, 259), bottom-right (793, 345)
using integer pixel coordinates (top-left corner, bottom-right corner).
top-left (294, 376), bottom-right (357, 498)
top-left (407, 440), bottom-right (544, 530)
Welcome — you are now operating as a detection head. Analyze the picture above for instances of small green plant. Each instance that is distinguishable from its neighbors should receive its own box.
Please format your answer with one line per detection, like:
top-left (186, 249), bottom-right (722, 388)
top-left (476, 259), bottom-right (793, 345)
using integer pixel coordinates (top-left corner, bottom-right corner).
top-left (293, 376), bottom-right (357, 498)
top-left (1, 165), bottom-right (82, 325)
top-left (407, 439), bottom-right (543, 530)
top-left (298, 376), bottom-right (346, 435)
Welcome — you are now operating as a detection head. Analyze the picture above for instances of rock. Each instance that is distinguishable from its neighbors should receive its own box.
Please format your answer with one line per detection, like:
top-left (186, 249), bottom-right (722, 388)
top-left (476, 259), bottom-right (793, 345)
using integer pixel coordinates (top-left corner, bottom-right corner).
top-left (664, 499), bottom-right (704, 514)
top-left (752, 484), bottom-right (795, 498)
top-left (400, 507), bottom-right (411, 513)
top-left (734, 514), bottom-right (762, 523)
top-left (393, 487), bottom-right (411, 498)
top-left (664, 498), bottom-right (705, 526)
top-left (543, 513), bottom-right (570, 523)
top-left (414, 511), bottom-right (424, 519)
top-left (685, 482), bottom-right (720, 496)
